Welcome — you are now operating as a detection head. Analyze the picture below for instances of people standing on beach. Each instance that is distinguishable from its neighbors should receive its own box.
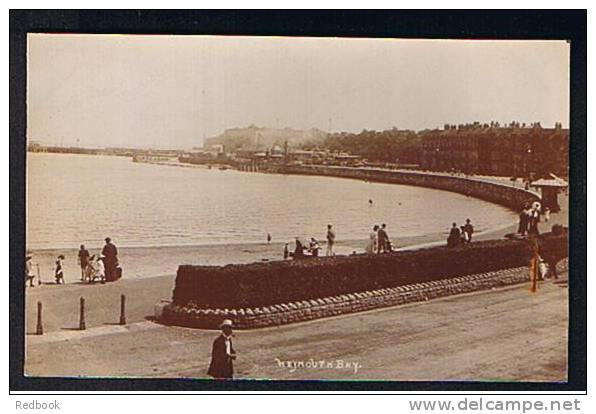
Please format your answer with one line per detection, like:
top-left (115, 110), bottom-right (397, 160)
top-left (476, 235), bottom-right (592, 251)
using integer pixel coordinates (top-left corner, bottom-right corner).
top-left (207, 319), bottom-right (236, 380)
top-left (283, 243), bottom-right (289, 259)
top-left (101, 237), bottom-right (118, 282)
top-left (267, 233), bottom-right (271, 244)
top-left (366, 225), bottom-right (379, 254)
top-left (97, 254), bottom-right (106, 284)
top-left (447, 223), bottom-right (460, 248)
top-left (326, 224), bottom-right (336, 256)
top-left (309, 238), bottom-right (320, 257)
top-left (459, 226), bottom-right (469, 244)
top-left (78, 244), bottom-right (90, 281)
top-left (85, 254), bottom-right (105, 283)
top-left (377, 224), bottom-right (390, 254)
top-left (54, 255), bottom-right (65, 284)
top-left (464, 219), bottom-right (474, 243)
top-left (293, 238), bottom-right (305, 259)
top-left (25, 255), bottom-right (35, 287)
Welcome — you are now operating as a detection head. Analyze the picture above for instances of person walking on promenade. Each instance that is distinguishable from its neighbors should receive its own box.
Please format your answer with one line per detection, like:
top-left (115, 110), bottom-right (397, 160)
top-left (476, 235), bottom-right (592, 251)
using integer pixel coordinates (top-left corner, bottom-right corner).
top-left (326, 224), bottom-right (336, 256)
top-left (207, 319), bottom-right (236, 380)
top-left (528, 203), bottom-right (541, 237)
top-left (447, 222), bottom-right (460, 248)
top-left (366, 225), bottom-right (379, 254)
top-left (518, 204), bottom-right (530, 236)
top-left (54, 254), bottom-right (65, 284)
top-left (101, 237), bottom-right (118, 282)
top-left (377, 224), bottom-right (389, 254)
top-left (25, 254), bottom-right (35, 287)
top-left (464, 219), bottom-right (474, 243)
top-left (77, 244), bottom-right (90, 281)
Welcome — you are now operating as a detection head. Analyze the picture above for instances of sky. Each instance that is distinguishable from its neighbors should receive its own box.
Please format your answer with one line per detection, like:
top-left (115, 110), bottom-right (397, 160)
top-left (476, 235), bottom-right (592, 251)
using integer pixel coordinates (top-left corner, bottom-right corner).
top-left (27, 35), bottom-right (570, 149)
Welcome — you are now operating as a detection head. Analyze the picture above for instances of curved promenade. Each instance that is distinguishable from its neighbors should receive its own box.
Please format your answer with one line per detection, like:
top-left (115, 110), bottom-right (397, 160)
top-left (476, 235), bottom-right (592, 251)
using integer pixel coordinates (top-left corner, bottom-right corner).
top-left (270, 165), bottom-right (541, 212)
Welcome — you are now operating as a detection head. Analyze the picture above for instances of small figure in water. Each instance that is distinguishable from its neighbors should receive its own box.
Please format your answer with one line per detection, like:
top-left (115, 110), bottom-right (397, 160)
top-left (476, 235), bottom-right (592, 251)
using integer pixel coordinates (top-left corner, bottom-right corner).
top-left (267, 233), bottom-right (271, 244)
top-left (283, 243), bottom-right (289, 259)
top-left (369, 199), bottom-right (373, 206)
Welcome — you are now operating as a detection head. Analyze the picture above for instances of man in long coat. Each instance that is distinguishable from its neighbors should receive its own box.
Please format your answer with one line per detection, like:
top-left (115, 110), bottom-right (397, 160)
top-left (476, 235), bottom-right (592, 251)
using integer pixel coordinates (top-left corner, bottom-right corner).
top-left (207, 319), bottom-right (236, 379)
top-left (101, 237), bottom-right (118, 282)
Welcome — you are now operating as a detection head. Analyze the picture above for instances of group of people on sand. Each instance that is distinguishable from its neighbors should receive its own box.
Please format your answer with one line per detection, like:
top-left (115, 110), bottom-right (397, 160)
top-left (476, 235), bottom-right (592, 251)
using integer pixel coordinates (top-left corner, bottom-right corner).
top-left (365, 224), bottom-right (393, 254)
top-left (79, 237), bottom-right (121, 283)
top-left (447, 218), bottom-right (475, 248)
top-left (287, 236), bottom-right (322, 259)
top-left (282, 224), bottom-right (336, 260)
top-left (282, 223), bottom-right (397, 258)
top-left (25, 237), bottom-right (120, 287)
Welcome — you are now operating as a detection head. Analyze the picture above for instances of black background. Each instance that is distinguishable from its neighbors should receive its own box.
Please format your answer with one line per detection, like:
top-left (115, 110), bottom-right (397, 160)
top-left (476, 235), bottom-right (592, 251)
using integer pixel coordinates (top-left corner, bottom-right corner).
top-left (9, 9), bottom-right (587, 393)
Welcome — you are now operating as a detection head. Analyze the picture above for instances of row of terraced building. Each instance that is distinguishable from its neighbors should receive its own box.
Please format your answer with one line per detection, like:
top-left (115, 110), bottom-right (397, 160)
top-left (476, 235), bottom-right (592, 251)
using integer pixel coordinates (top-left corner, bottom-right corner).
top-left (420, 122), bottom-right (568, 177)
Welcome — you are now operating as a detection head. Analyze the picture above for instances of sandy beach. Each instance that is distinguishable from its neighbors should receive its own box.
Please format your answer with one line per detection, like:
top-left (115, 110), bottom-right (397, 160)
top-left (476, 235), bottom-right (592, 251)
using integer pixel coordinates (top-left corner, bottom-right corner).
top-left (27, 232), bottom-right (449, 284)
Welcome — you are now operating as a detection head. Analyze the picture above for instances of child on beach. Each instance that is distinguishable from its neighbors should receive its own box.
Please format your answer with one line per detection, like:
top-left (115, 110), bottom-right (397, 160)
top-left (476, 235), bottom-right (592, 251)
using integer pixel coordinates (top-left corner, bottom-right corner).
top-left (25, 255), bottom-right (35, 287)
top-left (54, 255), bottom-right (65, 284)
top-left (96, 254), bottom-right (106, 284)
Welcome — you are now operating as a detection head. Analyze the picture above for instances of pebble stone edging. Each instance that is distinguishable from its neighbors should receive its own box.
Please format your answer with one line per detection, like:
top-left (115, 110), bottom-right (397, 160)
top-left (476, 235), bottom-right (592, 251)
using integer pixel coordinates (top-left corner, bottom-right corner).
top-left (162, 260), bottom-right (568, 330)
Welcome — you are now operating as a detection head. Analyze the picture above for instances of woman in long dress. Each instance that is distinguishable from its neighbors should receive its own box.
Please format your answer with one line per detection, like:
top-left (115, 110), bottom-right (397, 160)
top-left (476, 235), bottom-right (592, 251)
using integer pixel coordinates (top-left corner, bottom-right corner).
top-left (366, 225), bottom-right (379, 254)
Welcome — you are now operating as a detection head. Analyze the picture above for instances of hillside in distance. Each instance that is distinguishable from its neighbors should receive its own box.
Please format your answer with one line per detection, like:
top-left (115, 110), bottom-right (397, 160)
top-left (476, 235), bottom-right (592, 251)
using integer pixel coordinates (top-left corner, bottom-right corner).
top-left (204, 125), bottom-right (328, 151)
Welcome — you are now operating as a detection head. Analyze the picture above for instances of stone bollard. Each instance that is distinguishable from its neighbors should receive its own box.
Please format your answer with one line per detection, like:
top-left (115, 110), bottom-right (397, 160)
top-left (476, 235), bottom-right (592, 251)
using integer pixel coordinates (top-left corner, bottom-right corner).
top-left (79, 297), bottom-right (86, 330)
top-left (119, 294), bottom-right (126, 325)
top-left (36, 301), bottom-right (43, 335)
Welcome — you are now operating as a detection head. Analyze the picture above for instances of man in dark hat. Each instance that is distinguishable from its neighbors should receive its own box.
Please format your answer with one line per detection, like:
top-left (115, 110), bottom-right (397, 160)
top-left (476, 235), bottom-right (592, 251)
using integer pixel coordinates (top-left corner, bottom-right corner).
top-left (101, 237), bottom-right (118, 282)
top-left (207, 319), bottom-right (236, 380)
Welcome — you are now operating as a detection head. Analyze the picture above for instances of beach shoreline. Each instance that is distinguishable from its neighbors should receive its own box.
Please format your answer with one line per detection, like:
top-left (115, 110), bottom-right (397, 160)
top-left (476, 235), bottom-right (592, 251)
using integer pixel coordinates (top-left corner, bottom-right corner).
top-left (27, 232), bottom-right (448, 284)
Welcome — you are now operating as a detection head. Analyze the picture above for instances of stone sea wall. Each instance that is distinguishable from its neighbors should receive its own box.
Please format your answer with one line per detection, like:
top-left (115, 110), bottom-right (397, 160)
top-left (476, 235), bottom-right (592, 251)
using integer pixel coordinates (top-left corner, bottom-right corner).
top-left (163, 260), bottom-right (568, 330)
top-left (267, 165), bottom-right (540, 212)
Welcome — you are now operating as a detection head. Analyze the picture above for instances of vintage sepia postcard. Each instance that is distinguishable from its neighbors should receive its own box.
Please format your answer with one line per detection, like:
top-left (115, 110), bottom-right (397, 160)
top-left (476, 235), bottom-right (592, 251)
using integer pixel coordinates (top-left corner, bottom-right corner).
top-left (11, 10), bottom-right (585, 393)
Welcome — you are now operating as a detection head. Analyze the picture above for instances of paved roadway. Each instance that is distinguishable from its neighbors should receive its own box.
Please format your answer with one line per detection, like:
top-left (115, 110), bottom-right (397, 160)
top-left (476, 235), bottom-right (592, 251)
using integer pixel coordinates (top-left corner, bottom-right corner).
top-left (25, 273), bottom-right (568, 381)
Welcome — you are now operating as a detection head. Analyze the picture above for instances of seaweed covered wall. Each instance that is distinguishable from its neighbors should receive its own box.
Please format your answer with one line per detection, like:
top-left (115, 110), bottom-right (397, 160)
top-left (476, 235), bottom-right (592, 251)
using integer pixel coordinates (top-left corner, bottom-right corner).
top-left (171, 234), bottom-right (567, 311)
